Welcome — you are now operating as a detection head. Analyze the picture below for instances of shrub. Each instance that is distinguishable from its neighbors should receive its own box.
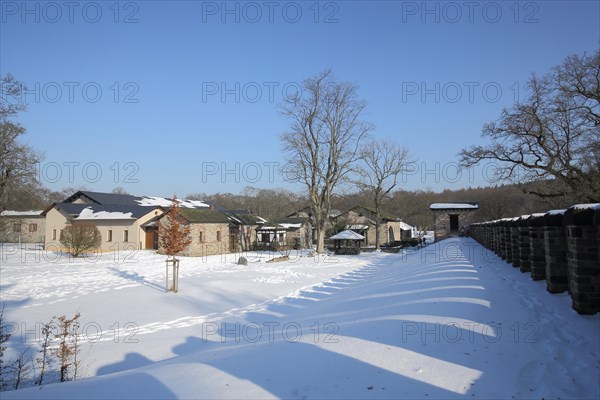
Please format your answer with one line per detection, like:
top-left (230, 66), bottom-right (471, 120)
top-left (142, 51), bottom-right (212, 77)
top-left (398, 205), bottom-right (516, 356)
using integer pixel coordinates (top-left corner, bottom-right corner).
top-left (60, 224), bottom-right (101, 257)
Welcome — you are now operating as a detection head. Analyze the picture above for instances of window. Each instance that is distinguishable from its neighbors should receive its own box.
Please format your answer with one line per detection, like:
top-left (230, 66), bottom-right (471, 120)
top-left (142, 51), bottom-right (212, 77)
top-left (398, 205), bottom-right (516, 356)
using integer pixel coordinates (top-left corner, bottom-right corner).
top-left (13, 223), bottom-right (21, 233)
top-left (216, 230), bottom-right (221, 242)
top-left (59, 230), bottom-right (64, 241)
top-left (199, 231), bottom-right (204, 242)
top-left (107, 230), bottom-right (113, 242)
top-left (29, 223), bottom-right (37, 232)
top-left (52, 229), bottom-right (57, 240)
top-left (123, 230), bottom-right (129, 242)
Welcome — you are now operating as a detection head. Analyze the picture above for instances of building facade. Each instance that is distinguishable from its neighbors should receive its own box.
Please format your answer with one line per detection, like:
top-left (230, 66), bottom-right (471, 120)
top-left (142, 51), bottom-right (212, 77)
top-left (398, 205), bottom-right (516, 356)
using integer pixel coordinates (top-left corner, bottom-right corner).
top-left (429, 203), bottom-right (479, 241)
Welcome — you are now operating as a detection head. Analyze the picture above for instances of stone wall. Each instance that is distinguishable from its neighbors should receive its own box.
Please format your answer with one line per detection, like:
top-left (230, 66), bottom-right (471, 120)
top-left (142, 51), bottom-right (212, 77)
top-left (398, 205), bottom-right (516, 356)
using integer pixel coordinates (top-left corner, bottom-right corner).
top-left (158, 218), bottom-right (230, 257)
top-left (469, 204), bottom-right (599, 315)
top-left (432, 209), bottom-right (478, 241)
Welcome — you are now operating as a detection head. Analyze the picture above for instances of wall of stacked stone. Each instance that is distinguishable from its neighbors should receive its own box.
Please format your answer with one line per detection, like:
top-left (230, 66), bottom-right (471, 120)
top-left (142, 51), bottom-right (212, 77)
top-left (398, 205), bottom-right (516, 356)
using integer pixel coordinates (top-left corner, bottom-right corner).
top-left (469, 204), bottom-right (599, 315)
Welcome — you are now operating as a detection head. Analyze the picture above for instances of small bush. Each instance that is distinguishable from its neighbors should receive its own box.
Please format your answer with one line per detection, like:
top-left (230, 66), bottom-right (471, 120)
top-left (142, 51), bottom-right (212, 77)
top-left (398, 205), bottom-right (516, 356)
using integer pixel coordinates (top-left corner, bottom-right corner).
top-left (60, 224), bottom-right (101, 257)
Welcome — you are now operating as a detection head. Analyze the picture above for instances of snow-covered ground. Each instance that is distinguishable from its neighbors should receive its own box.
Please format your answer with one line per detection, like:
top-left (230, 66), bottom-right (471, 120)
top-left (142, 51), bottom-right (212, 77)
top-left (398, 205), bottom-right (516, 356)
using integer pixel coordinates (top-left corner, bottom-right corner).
top-left (1, 238), bottom-right (598, 399)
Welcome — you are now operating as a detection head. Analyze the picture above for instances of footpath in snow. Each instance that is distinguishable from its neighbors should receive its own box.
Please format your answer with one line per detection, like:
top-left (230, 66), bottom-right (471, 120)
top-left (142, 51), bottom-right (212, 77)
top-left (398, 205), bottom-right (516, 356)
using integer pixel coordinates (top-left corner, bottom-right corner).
top-left (2, 238), bottom-right (599, 399)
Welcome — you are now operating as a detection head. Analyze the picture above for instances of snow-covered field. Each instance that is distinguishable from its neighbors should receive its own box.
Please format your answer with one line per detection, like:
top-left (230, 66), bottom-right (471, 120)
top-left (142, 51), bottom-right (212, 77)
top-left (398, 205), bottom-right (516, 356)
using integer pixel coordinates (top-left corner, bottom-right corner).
top-left (1, 238), bottom-right (598, 399)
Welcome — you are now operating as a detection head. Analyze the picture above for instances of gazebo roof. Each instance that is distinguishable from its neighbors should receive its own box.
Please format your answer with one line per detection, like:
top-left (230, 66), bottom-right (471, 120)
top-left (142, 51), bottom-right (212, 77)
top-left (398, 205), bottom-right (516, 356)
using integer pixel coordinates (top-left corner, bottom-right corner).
top-left (329, 230), bottom-right (365, 240)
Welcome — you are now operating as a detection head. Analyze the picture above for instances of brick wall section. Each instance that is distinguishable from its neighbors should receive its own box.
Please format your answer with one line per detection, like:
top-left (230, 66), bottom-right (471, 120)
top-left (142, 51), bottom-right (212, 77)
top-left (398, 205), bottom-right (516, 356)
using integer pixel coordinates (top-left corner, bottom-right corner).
top-left (498, 224), bottom-right (507, 260)
top-left (544, 225), bottom-right (569, 293)
top-left (563, 207), bottom-right (599, 315)
top-left (492, 225), bottom-right (501, 255)
top-left (186, 222), bottom-right (230, 257)
top-left (470, 204), bottom-right (599, 315)
top-left (510, 224), bottom-right (521, 268)
top-left (528, 215), bottom-right (546, 281)
top-left (518, 223), bottom-right (531, 273)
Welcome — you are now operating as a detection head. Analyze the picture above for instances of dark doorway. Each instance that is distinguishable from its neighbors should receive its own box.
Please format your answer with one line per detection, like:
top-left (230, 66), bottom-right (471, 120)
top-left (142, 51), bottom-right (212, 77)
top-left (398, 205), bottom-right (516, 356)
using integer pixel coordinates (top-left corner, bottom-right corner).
top-left (449, 215), bottom-right (459, 231)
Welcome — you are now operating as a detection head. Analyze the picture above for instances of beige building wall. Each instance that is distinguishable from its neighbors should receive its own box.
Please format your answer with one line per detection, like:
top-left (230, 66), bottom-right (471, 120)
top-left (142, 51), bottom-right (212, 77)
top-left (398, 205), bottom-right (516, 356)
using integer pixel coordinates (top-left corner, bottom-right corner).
top-left (44, 208), bottom-right (71, 250)
top-left (44, 207), bottom-right (164, 252)
top-left (0, 216), bottom-right (45, 244)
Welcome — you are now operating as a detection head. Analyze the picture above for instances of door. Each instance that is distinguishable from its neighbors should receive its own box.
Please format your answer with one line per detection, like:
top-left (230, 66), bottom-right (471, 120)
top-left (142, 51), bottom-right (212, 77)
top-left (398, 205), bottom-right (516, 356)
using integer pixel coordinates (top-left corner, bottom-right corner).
top-left (449, 214), bottom-right (459, 231)
top-left (145, 228), bottom-right (159, 249)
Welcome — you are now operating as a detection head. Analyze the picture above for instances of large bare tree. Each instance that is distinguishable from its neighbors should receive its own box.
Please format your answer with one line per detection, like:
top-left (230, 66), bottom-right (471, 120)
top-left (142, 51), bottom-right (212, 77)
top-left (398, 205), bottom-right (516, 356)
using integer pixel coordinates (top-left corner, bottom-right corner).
top-left (459, 50), bottom-right (600, 203)
top-left (281, 70), bottom-right (372, 253)
top-left (0, 74), bottom-right (42, 211)
top-left (355, 139), bottom-right (410, 249)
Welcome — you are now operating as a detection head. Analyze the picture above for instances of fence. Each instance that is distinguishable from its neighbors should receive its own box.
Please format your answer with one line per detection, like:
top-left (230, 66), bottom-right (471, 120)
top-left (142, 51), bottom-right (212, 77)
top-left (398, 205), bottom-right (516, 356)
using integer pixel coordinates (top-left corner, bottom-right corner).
top-left (469, 204), bottom-right (599, 315)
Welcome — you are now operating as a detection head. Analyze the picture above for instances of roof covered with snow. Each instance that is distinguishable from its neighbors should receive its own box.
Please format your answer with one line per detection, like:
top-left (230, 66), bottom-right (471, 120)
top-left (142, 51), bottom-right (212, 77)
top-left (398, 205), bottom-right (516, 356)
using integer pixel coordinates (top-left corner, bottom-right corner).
top-left (63, 191), bottom-right (210, 209)
top-left (429, 203), bottom-right (479, 210)
top-left (345, 224), bottom-right (369, 231)
top-left (399, 221), bottom-right (414, 230)
top-left (329, 230), bottom-right (365, 240)
top-left (75, 207), bottom-right (135, 220)
top-left (56, 203), bottom-right (160, 220)
top-left (135, 196), bottom-right (210, 209)
top-left (571, 203), bottom-right (600, 211)
top-left (0, 210), bottom-right (44, 217)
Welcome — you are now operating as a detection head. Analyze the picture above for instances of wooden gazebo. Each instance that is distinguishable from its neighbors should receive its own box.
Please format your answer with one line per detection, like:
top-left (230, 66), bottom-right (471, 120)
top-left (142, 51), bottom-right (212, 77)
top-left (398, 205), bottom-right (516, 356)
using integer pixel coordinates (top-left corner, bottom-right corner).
top-left (329, 230), bottom-right (365, 255)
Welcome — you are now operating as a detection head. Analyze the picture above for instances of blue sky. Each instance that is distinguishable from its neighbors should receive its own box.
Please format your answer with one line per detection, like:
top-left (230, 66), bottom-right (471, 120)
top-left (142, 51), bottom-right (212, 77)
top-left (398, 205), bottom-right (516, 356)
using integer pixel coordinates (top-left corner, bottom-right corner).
top-left (1, 0), bottom-right (598, 198)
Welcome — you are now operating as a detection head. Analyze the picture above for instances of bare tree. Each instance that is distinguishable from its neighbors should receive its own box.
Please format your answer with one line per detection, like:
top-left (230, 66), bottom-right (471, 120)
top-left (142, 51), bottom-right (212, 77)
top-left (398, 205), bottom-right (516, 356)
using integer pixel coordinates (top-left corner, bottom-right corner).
top-left (53, 313), bottom-right (81, 382)
top-left (281, 70), bottom-right (372, 253)
top-left (0, 303), bottom-right (10, 390)
top-left (111, 187), bottom-right (129, 195)
top-left (0, 74), bottom-right (26, 118)
top-left (12, 349), bottom-right (32, 390)
top-left (0, 74), bottom-right (43, 211)
top-left (158, 197), bottom-right (191, 292)
top-left (355, 139), bottom-right (411, 249)
top-left (459, 50), bottom-right (600, 202)
top-left (36, 320), bottom-right (53, 386)
top-left (60, 224), bottom-right (102, 257)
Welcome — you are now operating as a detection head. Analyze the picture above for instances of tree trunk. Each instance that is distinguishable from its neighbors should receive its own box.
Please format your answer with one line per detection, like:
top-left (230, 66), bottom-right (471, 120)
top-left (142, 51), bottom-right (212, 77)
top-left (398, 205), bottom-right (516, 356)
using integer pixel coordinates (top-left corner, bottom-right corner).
top-left (316, 228), bottom-right (325, 254)
top-left (375, 219), bottom-right (381, 250)
top-left (374, 197), bottom-right (382, 250)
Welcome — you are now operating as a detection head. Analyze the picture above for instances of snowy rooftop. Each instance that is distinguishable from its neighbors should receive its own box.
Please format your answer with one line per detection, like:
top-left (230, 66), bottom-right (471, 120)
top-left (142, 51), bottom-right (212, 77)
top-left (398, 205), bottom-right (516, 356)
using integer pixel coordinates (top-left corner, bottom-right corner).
top-left (329, 229), bottom-right (365, 240)
top-left (571, 203), bottom-right (600, 210)
top-left (135, 196), bottom-right (210, 209)
top-left (279, 223), bottom-right (302, 229)
top-left (429, 203), bottom-right (479, 210)
top-left (399, 221), bottom-right (414, 230)
top-left (0, 210), bottom-right (44, 217)
top-left (546, 209), bottom-right (567, 216)
top-left (75, 207), bottom-right (135, 220)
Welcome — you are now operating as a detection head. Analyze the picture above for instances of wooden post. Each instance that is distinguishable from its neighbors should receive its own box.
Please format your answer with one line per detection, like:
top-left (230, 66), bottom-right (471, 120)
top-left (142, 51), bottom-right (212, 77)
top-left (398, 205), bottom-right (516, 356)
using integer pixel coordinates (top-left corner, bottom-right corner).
top-left (172, 258), bottom-right (179, 293)
top-left (165, 258), bottom-right (170, 292)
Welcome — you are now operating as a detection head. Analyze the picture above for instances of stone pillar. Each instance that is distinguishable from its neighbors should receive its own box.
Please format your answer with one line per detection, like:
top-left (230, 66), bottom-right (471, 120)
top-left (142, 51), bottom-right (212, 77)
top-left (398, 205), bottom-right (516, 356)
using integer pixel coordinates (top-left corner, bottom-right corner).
top-left (498, 221), bottom-right (507, 260)
top-left (528, 214), bottom-right (546, 281)
top-left (517, 215), bottom-right (531, 273)
top-left (504, 219), bottom-right (517, 264)
top-left (482, 222), bottom-right (490, 249)
top-left (491, 223), bottom-right (499, 254)
top-left (510, 220), bottom-right (521, 268)
top-left (563, 205), bottom-right (600, 315)
top-left (543, 211), bottom-right (568, 293)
